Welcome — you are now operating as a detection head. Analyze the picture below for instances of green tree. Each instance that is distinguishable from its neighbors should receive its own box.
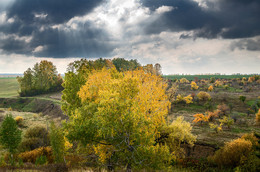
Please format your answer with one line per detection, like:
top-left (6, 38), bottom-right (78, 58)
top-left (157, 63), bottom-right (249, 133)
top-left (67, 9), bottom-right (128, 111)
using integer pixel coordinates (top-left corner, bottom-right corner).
top-left (61, 58), bottom-right (113, 117)
top-left (112, 58), bottom-right (140, 72)
top-left (239, 95), bottom-right (246, 103)
top-left (0, 114), bottom-right (22, 164)
top-left (17, 68), bottom-right (34, 94)
top-left (17, 60), bottom-right (63, 96)
top-left (50, 122), bottom-right (65, 163)
top-left (64, 68), bottom-right (194, 170)
top-left (33, 60), bottom-right (59, 91)
top-left (158, 117), bottom-right (196, 159)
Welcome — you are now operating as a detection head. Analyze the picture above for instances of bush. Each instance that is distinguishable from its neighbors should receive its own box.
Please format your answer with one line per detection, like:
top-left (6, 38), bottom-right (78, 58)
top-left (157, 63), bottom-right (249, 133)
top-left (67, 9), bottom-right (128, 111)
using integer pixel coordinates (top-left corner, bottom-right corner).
top-left (180, 78), bottom-right (189, 84)
top-left (214, 80), bottom-right (222, 87)
top-left (210, 77), bottom-right (215, 83)
top-left (15, 116), bottom-right (24, 127)
top-left (35, 155), bottom-right (47, 165)
top-left (208, 138), bottom-right (253, 167)
top-left (219, 116), bottom-right (234, 129)
top-left (20, 138), bottom-right (45, 152)
top-left (193, 113), bottom-right (208, 124)
top-left (190, 81), bottom-right (199, 90)
top-left (238, 154), bottom-right (260, 172)
top-left (19, 126), bottom-right (50, 152)
top-left (239, 95), bottom-right (246, 103)
top-left (241, 133), bottom-right (259, 149)
top-left (256, 109), bottom-right (260, 125)
top-left (208, 85), bottom-right (213, 92)
top-left (158, 117), bottom-right (196, 159)
top-left (217, 104), bottom-right (229, 116)
top-left (197, 91), bottom-right (211, 102)
top-left (24, 126), bottom-right (49, 139)
top-left (206, 110), bottom-right (220, 122)
top-left (209, 123), bottom-right (222, 133)
top-left (18, 147), bottom-right (53, 163)
top-left (175, 94), bottom-right (193, 104)
top-left (251, 103), bottom-right (259, 113)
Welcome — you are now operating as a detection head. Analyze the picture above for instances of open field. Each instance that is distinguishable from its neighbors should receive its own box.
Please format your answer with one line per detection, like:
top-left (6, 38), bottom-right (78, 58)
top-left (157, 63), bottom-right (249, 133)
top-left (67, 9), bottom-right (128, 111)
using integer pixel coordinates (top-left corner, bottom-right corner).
top-left (0, 78), bottom-right (20, 98)
top-left (163, 74), bottom-right (257, 80)
top-left (0, 77), bottom-right (62, 103)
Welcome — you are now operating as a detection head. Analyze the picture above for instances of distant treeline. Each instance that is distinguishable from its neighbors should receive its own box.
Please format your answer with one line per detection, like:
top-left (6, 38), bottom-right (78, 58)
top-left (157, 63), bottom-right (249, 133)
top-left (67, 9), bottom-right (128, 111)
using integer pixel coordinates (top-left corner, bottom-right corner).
top-left (17, 58), bottom-right (162, 97)
top-left (163, 74), bottom-right (258, 81)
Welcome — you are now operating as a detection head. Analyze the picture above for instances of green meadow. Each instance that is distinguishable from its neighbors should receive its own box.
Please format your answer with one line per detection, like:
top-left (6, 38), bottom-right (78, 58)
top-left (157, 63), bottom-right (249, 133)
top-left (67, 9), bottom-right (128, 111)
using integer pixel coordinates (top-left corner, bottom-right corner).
top-left (0, 78), bottom-right (19, 98)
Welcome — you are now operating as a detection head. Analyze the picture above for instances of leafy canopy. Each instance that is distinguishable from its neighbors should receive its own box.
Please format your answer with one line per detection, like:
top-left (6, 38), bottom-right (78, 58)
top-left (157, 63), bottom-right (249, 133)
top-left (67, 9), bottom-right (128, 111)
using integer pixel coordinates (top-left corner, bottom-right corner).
top-left (0, 114), bottom-right (22, 154)
top-left (17, 60), bottom-right (63, 96)
top-left (65, 68), bottom-right (172, 169)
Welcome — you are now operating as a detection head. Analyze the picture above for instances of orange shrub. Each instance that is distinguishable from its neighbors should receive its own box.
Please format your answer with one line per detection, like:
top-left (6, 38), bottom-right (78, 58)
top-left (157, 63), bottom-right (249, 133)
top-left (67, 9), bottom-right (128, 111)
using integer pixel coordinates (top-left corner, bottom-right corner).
top-left (18, 147), bottom-right (53, 163)
top-left (193, 113), bottom-right (208, 123)
top-left (208, 85), bottom-right (213, 92)
top-left (248, 76), bottom-right (255, 83)
top-left (206, 110), bottom-right (219, 122)
top-left (208, 138), bottom-right (253, 167)
top-left (217, 104), bottom-right (229, 116)
top-left (15, 116), bottom-right (24, 127)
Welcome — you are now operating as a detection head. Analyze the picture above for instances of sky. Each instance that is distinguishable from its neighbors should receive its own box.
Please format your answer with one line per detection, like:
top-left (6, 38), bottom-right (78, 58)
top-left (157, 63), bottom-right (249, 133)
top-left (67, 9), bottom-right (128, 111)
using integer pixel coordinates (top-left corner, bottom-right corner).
top-left (0, 0), bottom-right (259, 75)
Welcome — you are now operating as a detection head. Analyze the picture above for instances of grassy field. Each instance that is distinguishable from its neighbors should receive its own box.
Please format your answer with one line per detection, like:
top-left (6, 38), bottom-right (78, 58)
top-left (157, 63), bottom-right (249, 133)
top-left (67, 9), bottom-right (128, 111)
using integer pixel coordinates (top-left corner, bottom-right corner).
top-left (0, 77), bottom-right (62, 103)
top-left (163, 74), bottom-right (257, 80)
top-left (0, 78), bottom-right (19, 97)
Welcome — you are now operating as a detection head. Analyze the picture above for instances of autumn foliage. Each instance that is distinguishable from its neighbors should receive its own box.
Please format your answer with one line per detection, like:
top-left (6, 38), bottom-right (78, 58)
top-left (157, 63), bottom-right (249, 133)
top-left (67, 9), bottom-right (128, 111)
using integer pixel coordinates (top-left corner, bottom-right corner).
top-left (65, 67), bottom-right (174, 169)
top-left (208, 85), bottom-right (213, 92)
top-left (19, 147), bottom-right (53, 163)
top-left (175, 94), bottom-right (193, 104)
top-left (193, 113), bottom-right (209, 123)
top-left (190, 81), bottom-right (199, 90)
top-left (180, 78), bottom-right (189, 84)
top-left (197, 91), bottom-right (211, 102)
top-left (208, 138), bottom-right (253, 167)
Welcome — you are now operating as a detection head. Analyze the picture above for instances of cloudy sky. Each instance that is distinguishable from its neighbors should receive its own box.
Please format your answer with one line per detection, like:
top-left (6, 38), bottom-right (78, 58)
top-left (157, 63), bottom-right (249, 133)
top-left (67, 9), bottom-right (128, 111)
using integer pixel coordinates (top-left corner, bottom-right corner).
top-left (0, 0), bottom-right (259, 74)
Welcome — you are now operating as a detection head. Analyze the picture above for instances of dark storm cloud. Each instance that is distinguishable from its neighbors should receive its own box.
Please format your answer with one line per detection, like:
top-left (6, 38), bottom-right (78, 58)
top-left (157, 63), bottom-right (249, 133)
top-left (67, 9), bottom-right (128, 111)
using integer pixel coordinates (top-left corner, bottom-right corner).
top-left (31, 23), bottom-right (115, 58)
top-left (0, 36), bottom-right (32, 55)
top-left (0, 0), bottom-right (105, 36)
top-left (7, 0), bottom-right (104, 25)
top-left (231, 38), bottom-right (260, 51)
top-left (0, 22), bottom-right (115, 58)
top-left (140, 0), bottom-right (260, 39)
top-left (0, 0), bottom-right (115, 58)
